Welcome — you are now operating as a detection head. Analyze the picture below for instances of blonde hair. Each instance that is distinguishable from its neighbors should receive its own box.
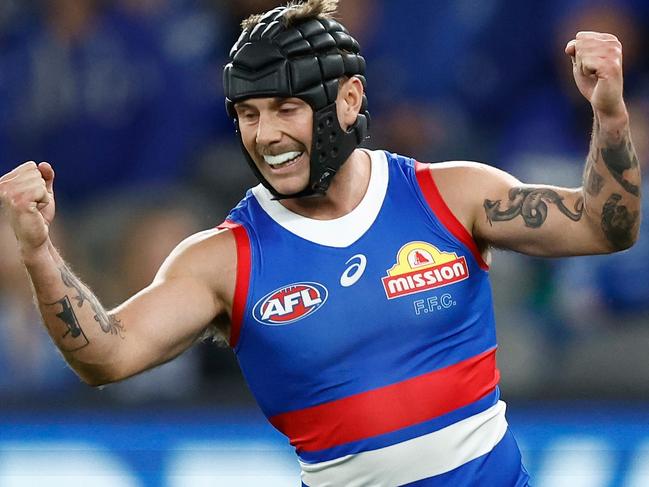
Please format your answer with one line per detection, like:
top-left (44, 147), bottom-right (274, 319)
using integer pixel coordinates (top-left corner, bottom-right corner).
top-left (241, 0), bottom-right (339, 30)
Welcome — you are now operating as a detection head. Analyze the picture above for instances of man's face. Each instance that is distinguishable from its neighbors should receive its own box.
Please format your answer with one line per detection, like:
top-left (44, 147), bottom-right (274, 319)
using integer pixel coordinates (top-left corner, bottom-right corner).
top-left (235, 97), bottom-right (313, 196)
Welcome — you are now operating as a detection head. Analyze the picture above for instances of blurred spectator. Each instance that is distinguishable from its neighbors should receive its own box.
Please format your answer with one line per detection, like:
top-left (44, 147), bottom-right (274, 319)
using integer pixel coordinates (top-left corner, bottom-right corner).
top-left (0, 0), bottom-right (223, 205)
top-left (115, 0), bottom-right (231, 143)
top-left (368, 99), bottom-right (475, 163)
top-left (0, 0), bottom-right (35, 46)
top-left (498, 0), bottom-right (647, 177)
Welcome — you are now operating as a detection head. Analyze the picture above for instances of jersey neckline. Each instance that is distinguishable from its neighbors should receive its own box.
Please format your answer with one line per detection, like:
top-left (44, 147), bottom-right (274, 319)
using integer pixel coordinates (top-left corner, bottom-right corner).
top-left (251, 149), bottom-right (388, 248)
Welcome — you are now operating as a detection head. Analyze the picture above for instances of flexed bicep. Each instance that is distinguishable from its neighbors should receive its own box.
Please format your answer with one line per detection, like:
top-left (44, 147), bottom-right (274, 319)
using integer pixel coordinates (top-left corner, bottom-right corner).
top-left (431, 162), bottom-right (607, 257)
top-left (108, 228), bottom-right (237, 382)
top-left (476, 168), bottom-right (601, 256)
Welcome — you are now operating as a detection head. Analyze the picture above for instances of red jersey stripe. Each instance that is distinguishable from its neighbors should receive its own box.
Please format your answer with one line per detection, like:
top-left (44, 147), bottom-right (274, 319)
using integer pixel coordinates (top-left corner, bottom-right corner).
top-left (217, 220), bottom-right (251, 349)
top-left (269, 348), bottom-right (499, 452)
top-left (415, 161), bottom-right (489, 270)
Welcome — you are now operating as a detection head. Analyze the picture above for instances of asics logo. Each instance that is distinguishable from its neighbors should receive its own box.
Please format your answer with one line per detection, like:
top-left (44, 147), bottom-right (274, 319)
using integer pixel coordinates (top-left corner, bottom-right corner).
top-left (340, 254), bottom-right (367, 287)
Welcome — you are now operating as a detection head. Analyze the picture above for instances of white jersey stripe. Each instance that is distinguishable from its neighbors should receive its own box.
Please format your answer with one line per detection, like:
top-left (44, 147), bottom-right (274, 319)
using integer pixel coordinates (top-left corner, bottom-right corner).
top-left (299, 400), bottom-right (508, 487)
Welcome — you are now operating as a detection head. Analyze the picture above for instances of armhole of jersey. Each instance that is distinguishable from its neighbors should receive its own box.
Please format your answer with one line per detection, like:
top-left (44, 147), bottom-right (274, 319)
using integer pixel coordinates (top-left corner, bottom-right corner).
top-left (415, 161), bottom-right (489, 271)
top-left (217, 220), bottom-right (251, 349)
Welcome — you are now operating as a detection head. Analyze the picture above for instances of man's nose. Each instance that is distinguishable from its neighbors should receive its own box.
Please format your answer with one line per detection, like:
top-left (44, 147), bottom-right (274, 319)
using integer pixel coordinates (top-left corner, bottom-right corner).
top-left (255, 112), bottom-right (282, 146)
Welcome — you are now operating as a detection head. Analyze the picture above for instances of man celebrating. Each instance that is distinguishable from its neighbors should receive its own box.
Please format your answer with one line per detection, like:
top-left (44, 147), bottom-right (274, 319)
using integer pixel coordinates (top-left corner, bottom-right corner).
top-left (0, 0), bottom-right (640, 485)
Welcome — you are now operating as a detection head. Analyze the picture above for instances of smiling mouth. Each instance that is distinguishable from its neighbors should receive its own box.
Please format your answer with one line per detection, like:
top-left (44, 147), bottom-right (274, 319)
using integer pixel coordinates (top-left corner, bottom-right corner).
top-left (263, 151), bottom-right (304, 169)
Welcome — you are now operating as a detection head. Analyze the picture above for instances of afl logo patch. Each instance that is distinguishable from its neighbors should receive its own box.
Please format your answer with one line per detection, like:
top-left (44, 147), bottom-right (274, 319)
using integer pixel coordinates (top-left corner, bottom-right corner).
top-left (253, 282), bottom-right (328, 326)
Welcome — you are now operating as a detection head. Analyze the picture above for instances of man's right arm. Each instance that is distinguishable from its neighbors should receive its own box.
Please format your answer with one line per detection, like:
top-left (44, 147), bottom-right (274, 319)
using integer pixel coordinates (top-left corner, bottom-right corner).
top-left (1, 161), bottom-right (235, 386)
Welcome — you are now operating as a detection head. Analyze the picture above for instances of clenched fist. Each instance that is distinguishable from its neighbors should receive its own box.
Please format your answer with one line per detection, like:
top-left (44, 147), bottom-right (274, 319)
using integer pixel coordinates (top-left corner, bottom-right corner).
top-left (565, 31), bottom-right (625, 118)
top-left (0, 161), bottom-right (56, 255)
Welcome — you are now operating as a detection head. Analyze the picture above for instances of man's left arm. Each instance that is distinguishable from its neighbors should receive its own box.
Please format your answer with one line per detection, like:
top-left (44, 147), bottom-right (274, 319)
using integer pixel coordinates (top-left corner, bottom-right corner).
top-left (569, 31), bottom-right (641, 252)
top-left (460, 31), bottom-right (640, 257)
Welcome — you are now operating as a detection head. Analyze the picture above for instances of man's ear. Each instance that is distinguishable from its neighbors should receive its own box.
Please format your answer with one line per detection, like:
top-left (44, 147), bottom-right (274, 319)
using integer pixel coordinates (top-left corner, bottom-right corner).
top-left (336, 77), bottom-right (364, 130)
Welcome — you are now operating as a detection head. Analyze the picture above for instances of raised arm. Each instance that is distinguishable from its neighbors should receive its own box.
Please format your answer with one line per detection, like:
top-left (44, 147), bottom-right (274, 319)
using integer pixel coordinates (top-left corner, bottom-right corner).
top-left (432, 32), bottom-right (641, 257)
top-left (0, 161), bottom-right (235, 386)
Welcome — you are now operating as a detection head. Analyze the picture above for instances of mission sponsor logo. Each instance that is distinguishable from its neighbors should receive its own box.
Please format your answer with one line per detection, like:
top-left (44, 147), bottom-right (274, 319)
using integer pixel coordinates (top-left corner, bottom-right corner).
top-left (253, 282), bottom-right (328, 326)
top-left (382, 242), bottom-right (469, 299)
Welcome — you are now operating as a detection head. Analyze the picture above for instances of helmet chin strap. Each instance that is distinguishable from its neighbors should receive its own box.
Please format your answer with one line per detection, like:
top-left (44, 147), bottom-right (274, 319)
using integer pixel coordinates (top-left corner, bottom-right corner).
top-left (237, 102), bottom-right (366, 200)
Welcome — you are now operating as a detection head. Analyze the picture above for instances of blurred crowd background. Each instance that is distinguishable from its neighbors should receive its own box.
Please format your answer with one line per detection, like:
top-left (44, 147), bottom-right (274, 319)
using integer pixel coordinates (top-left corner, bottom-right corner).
top-left (1, 0), bottom-right (649, 410)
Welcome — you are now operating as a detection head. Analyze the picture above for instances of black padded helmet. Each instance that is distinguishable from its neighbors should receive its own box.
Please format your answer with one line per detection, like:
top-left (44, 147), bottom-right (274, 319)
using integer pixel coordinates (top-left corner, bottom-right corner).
top-left (223, 4), bottom-right (370, 199)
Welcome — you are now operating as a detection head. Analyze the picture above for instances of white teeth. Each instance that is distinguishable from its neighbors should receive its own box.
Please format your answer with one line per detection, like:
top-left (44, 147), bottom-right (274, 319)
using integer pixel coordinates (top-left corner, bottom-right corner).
top-left (263, 151), bottom-right (302, 166)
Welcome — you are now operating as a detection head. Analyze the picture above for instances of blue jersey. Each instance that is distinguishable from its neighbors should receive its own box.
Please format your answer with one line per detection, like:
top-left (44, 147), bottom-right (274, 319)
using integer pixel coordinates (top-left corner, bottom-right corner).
top-left (220, 150), bottom-right (529, 486)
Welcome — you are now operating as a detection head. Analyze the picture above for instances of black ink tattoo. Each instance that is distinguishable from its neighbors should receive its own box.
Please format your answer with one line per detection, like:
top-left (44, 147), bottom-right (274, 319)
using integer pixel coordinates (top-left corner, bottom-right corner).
top-left (584, 153), bottom-right (604, 198)
top-left (601, 138), bottom-right (640, 197)
top-left (589, 172), bottom-right (605, 197)
top-left (53, 295), bottom-right (90, 352)
top-left (601, 193), bottom-right (639, 250)
top-left (59, 265), bottom-right (125, 337)
top-left (484, 188), bottom-right (584, 228)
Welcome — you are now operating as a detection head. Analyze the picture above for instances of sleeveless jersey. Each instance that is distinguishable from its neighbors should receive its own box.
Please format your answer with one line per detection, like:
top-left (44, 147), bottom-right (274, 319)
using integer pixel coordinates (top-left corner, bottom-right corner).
top-left (220, 150), bottom-right (529, 486)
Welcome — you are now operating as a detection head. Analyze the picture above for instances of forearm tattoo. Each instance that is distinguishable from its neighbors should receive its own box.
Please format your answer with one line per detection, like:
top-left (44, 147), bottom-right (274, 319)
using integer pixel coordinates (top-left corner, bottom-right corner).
top-left (585, 122), bottom-right (641, 248)
top-left (52, 295), bottom-right (90, 352)
top-left (484, 188), bottom-right (584, 228)
top-left (55, 265), bottom-right (125, 337)
top-left (584, 153), bottom-right (605, 197)
top-left (601, 193), bottom-right (639, 249)
top-left (600, 137), bottom-right (640, 197)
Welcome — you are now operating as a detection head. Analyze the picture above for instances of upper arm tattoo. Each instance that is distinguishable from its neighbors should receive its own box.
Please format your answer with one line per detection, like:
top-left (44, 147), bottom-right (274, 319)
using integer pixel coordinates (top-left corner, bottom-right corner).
top-left (484, 187), bottom-right (584, 228)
